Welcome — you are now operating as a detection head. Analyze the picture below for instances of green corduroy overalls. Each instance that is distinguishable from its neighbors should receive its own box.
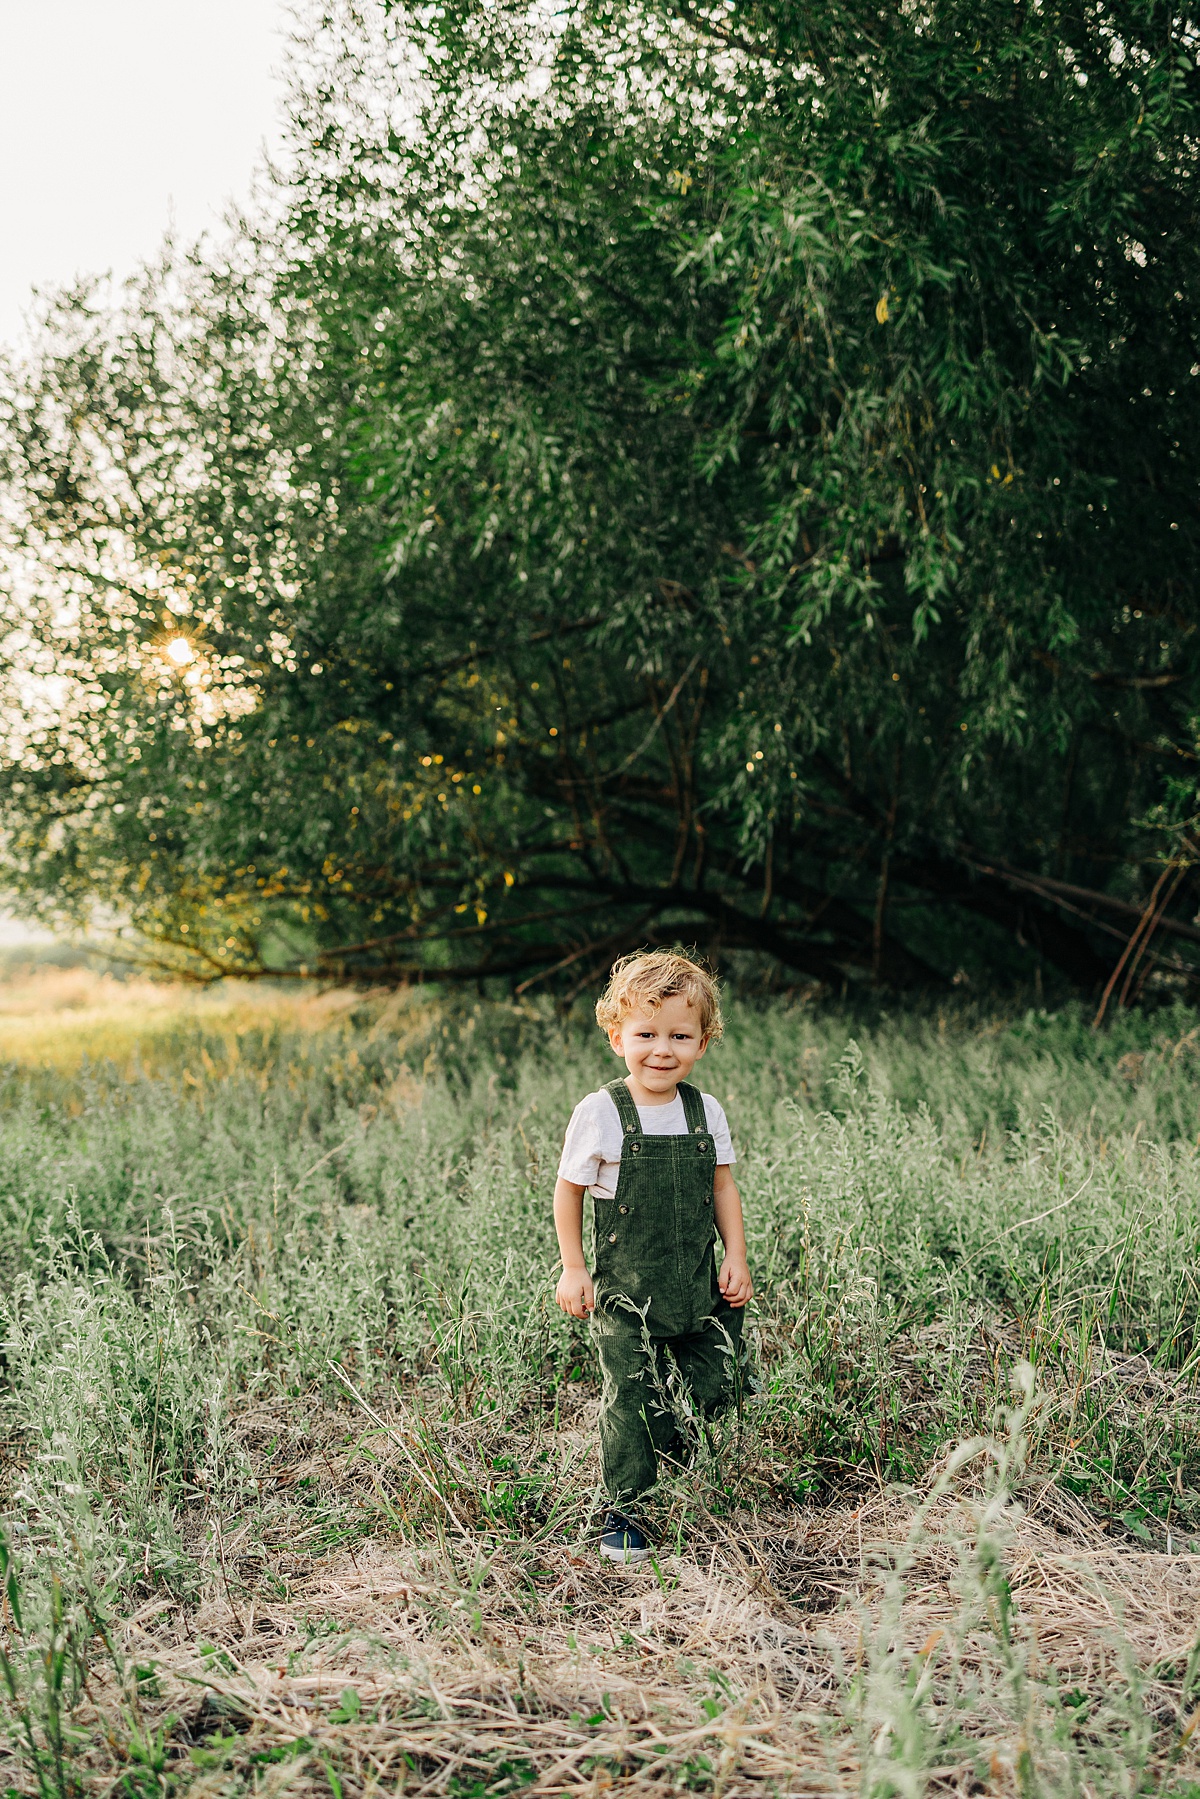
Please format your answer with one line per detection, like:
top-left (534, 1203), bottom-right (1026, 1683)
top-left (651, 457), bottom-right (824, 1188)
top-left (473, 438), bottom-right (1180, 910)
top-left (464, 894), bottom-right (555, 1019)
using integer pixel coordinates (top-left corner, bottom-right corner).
top-left (590, 1077), bottom-right (743, 1506)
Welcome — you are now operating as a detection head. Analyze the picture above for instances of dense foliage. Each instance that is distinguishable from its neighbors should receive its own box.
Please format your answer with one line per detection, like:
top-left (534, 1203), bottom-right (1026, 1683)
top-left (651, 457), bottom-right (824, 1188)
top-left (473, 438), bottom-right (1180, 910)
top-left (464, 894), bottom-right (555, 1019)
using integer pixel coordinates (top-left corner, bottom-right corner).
top-left (2, 0), bottom-right (1199, 993)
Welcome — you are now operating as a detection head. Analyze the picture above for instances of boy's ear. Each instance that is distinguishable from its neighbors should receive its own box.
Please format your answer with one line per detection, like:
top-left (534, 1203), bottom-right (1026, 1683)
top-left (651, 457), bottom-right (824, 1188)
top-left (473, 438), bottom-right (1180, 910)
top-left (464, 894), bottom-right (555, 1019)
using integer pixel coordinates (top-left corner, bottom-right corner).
top-left (607, 1024), bottom-right (624, 1056)
top-left (695, 1035), bottom-right (710, 1060)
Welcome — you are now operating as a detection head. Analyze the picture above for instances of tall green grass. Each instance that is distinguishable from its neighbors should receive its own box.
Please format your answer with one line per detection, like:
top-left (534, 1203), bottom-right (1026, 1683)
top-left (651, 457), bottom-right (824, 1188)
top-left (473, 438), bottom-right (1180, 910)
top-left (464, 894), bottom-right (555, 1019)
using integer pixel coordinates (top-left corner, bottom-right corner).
top-left (1, 992), bottom-right (1199, 1793)
top-left (2, 994), bottom-right (1197, 1573)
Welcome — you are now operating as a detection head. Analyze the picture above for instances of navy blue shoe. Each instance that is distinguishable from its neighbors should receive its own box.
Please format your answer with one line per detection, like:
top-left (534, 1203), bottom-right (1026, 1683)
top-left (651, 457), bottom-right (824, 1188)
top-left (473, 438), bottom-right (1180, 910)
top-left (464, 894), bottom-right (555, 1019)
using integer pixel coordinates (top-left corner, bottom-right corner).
top-left (599, 1511), bottom-right (652, 1564)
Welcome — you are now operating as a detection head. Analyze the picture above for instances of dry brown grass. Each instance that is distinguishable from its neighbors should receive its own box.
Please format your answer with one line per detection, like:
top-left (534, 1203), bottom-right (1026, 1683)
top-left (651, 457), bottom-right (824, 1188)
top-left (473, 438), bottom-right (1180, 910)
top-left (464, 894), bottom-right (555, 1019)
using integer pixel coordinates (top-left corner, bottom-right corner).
top-left (0, 966), bottom-right (365, 1070)
top-left (54, 1483), bottom-right (1200, 1799)
top-left (22, 1379), bottom-right (1195, 1799)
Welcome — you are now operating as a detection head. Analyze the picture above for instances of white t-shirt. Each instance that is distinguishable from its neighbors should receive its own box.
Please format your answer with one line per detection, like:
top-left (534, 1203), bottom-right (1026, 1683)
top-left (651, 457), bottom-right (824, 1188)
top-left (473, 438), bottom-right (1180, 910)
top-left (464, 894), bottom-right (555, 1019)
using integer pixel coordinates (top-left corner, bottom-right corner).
top-left (557, 1086), bottom-right (735, 1201)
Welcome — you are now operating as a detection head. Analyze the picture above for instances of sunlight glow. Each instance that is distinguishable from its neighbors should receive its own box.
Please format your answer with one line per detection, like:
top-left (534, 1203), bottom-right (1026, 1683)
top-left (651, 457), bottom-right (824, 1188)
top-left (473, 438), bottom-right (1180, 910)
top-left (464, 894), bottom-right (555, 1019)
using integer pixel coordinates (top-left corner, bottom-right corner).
top-left (165, 637), bottom-right (194, 667)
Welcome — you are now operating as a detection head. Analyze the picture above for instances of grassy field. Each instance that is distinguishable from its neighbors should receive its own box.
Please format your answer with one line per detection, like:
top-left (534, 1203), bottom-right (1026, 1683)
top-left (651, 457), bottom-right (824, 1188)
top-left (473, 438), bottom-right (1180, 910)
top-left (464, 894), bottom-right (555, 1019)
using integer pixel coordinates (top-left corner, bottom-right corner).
top-left (2, 968), bottom-right (1200, 1797)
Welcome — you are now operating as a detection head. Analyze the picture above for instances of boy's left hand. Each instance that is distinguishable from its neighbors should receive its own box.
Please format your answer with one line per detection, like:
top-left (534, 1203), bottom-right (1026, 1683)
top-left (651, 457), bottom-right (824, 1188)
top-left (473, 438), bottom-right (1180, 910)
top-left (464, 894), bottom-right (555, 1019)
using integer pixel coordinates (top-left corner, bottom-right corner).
top-left (718, 1255), bottom-right (753, 1307)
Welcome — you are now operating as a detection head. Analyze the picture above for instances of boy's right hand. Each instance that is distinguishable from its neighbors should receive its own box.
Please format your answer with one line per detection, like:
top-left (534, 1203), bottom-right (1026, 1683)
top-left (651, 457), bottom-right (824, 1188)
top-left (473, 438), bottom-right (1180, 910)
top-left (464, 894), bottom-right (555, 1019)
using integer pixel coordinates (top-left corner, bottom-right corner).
top-left (555, 1267), bottom-right (595, 1318)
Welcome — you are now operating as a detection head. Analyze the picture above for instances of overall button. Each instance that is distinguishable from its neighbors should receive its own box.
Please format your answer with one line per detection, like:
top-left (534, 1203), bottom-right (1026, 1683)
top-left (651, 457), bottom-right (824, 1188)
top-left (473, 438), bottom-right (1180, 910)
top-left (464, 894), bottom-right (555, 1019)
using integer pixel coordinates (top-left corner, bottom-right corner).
top-left (626, 1122), bottom-right (636, 1134)
top-left (608, 1232), bottom-right (617, 1243)
top-left (631, 1141), bottom-right (641, 1154)
top-left (697, 1139), bottom-right (709, 1152)
top-left (618, 1205), bottom-right (628, 1215)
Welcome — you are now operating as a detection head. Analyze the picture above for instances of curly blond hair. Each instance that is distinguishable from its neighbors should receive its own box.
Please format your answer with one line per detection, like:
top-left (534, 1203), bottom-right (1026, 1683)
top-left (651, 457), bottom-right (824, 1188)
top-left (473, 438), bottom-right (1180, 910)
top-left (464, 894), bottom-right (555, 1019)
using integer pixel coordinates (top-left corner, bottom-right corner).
top-left (594, 949), bottom-right (724, 1044)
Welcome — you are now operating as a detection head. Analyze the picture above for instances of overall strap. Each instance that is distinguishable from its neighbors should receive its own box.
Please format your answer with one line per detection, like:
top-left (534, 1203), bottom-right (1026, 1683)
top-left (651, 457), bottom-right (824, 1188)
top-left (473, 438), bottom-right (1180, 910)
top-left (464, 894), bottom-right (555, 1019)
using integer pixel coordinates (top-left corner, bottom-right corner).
top-left (677, 1081), bottom-right (708, 1134)
top-left (605, 1078), bottom-right (641, 1136)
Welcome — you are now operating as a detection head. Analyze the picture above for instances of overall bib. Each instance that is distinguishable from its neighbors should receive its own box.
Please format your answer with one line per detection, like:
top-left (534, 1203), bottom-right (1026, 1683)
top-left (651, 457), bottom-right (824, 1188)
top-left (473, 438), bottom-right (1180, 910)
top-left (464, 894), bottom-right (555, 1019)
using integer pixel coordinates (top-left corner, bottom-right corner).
top-left (591, 1078), bottom-right (743, 1506)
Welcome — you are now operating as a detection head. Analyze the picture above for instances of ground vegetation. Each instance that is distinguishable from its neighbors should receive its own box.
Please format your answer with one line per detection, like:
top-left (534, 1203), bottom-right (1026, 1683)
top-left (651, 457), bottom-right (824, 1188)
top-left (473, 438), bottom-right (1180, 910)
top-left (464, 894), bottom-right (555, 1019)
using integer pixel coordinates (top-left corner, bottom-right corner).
top-left (0, 988), bottom-right (1199, 1793)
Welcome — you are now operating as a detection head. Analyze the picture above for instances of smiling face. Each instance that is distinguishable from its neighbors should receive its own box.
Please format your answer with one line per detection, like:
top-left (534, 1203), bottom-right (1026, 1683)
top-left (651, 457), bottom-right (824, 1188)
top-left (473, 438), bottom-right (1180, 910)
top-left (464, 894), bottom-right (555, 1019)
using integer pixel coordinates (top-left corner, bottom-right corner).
top-left (607, 993), bottom-right (708, 1103)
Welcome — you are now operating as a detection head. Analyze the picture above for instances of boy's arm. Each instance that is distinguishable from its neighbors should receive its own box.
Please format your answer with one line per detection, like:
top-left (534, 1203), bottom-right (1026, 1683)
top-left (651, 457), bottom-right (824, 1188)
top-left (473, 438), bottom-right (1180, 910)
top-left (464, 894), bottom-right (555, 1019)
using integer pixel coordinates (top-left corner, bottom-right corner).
top-left (713, 1164), bottom-right (753, 1307)
top-left (553, 1177), bottom-right (595, 1318)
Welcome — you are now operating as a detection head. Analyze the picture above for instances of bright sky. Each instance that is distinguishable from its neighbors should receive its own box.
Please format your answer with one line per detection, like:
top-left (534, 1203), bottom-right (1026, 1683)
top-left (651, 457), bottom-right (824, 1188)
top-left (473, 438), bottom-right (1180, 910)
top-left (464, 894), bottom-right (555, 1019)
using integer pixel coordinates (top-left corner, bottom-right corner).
top-left (0, 0), bottom-right (291, 348)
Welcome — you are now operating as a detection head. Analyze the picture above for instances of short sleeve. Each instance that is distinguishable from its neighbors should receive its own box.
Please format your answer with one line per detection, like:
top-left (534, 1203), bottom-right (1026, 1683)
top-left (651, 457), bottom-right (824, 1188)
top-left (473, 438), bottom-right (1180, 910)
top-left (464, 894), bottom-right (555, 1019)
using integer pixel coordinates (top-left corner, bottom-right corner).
top-left (557, 1096), bottom-right (606, 1187)
top-left (702, 1095), bottom-right (736, 1165)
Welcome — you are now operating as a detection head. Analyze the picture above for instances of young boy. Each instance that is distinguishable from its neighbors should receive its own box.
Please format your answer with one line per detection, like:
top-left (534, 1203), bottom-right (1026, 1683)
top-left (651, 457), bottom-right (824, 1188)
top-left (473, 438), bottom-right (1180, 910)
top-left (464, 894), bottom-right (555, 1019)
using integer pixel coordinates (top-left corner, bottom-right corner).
top-left (554, 950), bottom-right (753, 1563)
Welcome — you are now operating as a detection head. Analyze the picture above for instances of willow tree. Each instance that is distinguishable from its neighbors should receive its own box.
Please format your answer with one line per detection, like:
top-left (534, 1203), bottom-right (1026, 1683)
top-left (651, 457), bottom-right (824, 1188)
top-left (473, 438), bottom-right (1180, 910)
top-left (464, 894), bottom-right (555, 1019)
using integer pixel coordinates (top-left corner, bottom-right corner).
top-left (2, 0), bottom-right (1199, 997)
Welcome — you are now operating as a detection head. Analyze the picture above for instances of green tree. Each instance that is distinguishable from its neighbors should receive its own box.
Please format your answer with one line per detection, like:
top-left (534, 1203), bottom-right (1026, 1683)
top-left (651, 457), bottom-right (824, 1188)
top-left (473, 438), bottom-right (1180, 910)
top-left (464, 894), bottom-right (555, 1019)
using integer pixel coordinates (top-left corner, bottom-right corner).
top-left (2, 0), bottom-right (1198, 998)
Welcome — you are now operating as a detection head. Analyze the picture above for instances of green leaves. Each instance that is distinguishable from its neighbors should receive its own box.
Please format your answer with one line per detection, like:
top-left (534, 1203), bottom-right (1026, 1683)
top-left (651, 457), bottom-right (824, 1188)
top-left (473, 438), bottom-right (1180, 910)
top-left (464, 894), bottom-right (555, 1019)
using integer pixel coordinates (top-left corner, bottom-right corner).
top-left (0, 1527), bottom-right (24, 1633)
top-left (2, 0), bottom-right (1199, 994)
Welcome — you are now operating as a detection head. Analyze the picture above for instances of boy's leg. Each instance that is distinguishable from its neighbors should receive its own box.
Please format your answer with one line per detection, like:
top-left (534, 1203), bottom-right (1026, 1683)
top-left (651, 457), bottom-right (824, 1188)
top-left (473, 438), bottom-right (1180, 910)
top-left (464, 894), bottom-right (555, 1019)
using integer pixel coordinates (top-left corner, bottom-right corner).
top-left (593, 1313), bottom-right (679, 1509)
top-left (673, 1305), bottom-right (744, 1427)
